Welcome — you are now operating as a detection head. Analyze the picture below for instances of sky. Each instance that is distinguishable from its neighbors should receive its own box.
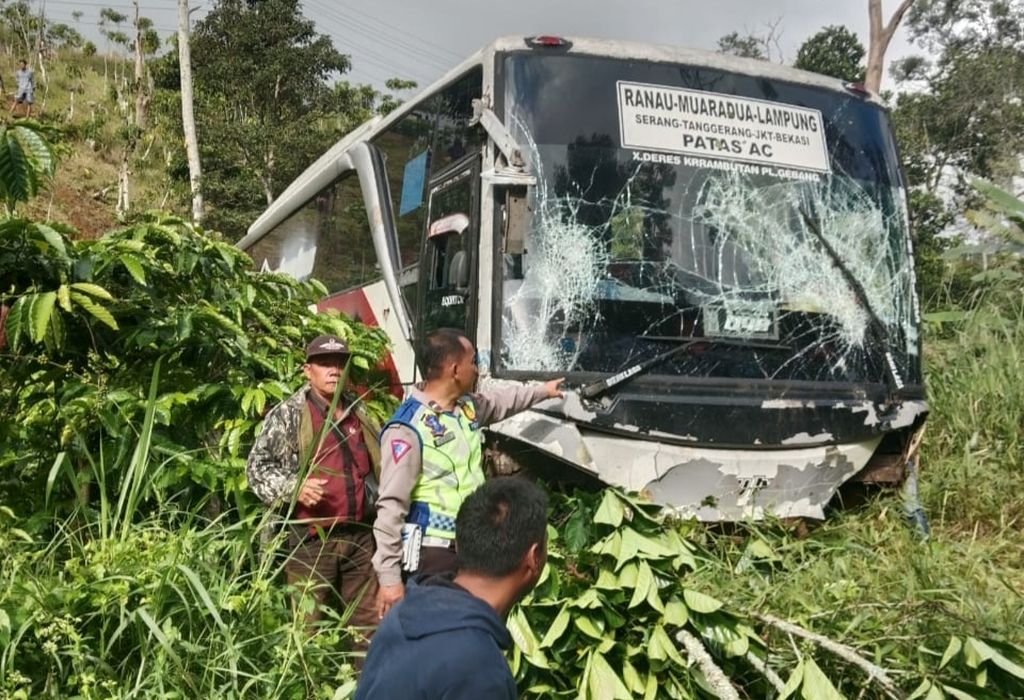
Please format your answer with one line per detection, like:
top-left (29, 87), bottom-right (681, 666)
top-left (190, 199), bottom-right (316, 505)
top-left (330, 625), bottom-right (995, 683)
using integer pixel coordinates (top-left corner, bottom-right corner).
top-left (41, 0), bottom-right (920, 91)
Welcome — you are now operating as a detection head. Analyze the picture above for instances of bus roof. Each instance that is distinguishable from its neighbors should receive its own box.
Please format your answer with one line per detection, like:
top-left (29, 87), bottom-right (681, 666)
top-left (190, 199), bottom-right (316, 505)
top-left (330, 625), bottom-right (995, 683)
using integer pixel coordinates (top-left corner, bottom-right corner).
top-left (243, 35), bottom-right (874, 244)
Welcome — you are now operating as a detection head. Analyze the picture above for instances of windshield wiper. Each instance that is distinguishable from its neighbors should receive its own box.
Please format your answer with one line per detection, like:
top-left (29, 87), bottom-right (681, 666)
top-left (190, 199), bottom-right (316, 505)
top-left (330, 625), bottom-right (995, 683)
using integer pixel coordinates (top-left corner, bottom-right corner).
top-left (578, 336), bottom-right (788, 400)
top-left (641, 335), bottom-right (791, 350)
top-left (579, 342), bottom-right (696, 399)
top-left (799, 208), bottom-right (905, 402)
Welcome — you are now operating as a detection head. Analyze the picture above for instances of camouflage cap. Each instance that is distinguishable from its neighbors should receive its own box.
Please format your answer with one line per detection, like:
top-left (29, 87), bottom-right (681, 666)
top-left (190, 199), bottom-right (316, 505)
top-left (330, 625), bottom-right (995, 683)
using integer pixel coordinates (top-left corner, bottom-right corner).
top-left (305, 334), bottom-right (350, 360)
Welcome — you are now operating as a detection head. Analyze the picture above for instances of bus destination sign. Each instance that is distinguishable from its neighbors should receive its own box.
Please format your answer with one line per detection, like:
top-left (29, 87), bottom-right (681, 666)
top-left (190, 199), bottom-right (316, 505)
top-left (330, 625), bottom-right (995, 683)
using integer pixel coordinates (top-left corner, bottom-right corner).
top-left (617, 81), bottom-right (830, 174)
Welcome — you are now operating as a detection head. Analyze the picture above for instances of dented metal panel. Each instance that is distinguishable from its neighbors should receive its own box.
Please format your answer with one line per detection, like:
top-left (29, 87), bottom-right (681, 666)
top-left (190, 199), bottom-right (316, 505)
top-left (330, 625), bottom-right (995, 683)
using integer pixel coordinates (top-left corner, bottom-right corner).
top-left (485, 393), bottom-right (882, 520)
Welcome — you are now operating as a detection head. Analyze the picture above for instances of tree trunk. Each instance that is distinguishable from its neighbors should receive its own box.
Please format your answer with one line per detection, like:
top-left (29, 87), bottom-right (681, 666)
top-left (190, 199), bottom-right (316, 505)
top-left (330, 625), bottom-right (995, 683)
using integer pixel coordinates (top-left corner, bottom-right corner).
top-left (133, 1), bottom-right (148, 130)
top-left (866, 0), bottom-right (916, 93)
top-left (117, 146), bottom-right (131, 218)
top-left (178, 0), bottom-right (204, 225)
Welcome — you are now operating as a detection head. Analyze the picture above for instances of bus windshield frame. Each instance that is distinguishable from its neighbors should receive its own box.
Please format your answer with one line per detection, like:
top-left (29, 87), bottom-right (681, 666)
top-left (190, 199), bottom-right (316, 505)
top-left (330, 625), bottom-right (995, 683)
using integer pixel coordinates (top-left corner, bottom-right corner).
top-left (492, 50), bottom-right (922, 392)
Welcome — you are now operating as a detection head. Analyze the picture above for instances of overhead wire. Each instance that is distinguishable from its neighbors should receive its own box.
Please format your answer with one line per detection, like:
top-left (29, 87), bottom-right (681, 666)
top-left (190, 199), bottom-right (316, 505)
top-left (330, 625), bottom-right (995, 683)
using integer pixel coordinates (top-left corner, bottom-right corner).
top-left (330, 0), bottom-right (463, 62)
top-left (302, 0), bottom-right (454, 73)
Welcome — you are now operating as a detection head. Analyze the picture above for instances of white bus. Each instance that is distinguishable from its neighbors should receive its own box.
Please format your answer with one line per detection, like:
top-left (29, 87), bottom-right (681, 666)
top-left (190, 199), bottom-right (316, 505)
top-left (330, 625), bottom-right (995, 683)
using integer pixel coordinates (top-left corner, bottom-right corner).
top-left (238, 36), bottom-right (927, 521)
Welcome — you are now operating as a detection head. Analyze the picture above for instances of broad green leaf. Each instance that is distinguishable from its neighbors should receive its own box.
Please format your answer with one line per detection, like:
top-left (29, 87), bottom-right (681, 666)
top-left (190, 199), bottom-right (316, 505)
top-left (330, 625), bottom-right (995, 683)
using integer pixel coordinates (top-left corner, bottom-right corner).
top-left (964, 637), bottom-right (993, 669)
top-left (635, 531), bottom-right (678, 558)
top-left (622, 658), bottom-right (644, 694)
top-left (616, 527), bottom-right (641, 569)
top-left (587, 651), bottom-right (631, 700)
top-left (252, 388), bottom-right (267, 415)
top-left (121, 254), bottom-right (147, 285)
top-left (988, 647), bottom-right (1024, 679)
top-left (590, 531), bottom-right (622, 560)
top-left (70, 291), bottom-right (119, 330)
top-left (683, 588), bottom-right (723, 614)
top-left (563, 509), bottom-right (591, 553)
top-left (30, 291), bottom-right (56, 342)
top-left (652, 625), bottom-right (686, 667)
top-left (57, 283), bottom-right (71, 312)
top-left (907, 680), bottom-right (937, 700)
top-left (4, 295), bottom-right (28, 348)
top-left (940, 637), bottom-right (963, 669)
top-left (664, 597), bottom-right (689, 627)
top-left (594, 568), bottom-right (619, 590)
top-left (507, 607), bottom-right (539, 657)
top-left (629, 561), bottom-right (653, 609)
top-left (618, 562), bottom-right (639, 588)
top-left (69, 282), bottom-right (114, 301)
top-left (594, 490), bottom-right (626, 527)
top-left (778, 661), bottom-right (804, 700)
top-left (574, 615), bottom-right (605, 640)
top-left (940, 687), bottom-right (976, 700)
top-left (643, 672), bottom-right (658, 700)
top-left (925, 684), bottom-right (946, 700)
top-left (539, 606), bottom-right (570, 648)
top-left (800, 657), bottom-right (843, 700)
top-left (33, 223), bottom-right (68, 260)
top-left (646, 580), bottom-right (665, 613)
top-left (648, 624), bottom-right (668, 662)
top-left (571, 588), bottom-right (603, 609)
top-left (701, 618), bottom-right (749, 657)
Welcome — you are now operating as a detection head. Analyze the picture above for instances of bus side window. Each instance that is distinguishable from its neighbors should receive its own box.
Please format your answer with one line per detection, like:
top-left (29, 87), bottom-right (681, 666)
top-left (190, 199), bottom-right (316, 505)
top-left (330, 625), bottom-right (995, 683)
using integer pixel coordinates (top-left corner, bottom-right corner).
top-left (373, 101), bottom-right (437, 323)
top-left (433, 66), bottom-right (485, 173)
top-left (247, 172), bottom-right (380, 293)
top-left (311, 173), bottom-right (381, 293)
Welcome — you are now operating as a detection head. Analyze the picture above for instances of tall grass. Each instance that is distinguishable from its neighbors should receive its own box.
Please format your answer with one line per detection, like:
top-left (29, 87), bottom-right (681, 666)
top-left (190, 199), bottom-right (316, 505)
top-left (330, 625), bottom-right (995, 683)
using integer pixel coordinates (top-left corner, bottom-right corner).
top-left (694, 288), bottom-right (1024, 693)
top-left (2, 293), bottom-right (1021, 698)
top-left (0, 363), bottom-right (363, 699)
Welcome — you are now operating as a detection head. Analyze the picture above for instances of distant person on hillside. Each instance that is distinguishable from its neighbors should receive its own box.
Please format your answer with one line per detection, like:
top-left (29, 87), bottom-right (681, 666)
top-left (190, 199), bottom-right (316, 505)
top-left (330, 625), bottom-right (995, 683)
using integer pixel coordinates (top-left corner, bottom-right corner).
top-left (10, 60), bottom-right (34, 118)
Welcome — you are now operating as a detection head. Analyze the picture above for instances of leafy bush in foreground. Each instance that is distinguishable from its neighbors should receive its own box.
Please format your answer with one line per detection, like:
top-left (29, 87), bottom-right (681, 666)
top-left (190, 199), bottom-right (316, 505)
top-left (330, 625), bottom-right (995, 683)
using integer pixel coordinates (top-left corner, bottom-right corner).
top-left (1, 215), bottom-right (396, 518)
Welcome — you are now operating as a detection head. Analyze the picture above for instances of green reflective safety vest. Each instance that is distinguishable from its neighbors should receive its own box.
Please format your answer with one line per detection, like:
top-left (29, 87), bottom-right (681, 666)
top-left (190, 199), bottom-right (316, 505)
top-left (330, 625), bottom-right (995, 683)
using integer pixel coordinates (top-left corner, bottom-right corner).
top-left (385, 395), bottom-right (484, 539)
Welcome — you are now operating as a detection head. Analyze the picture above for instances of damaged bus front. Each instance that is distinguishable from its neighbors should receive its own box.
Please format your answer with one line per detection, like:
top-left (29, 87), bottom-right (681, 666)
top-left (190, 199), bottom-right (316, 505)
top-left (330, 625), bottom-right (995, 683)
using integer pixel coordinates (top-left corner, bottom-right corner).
top-left (241, 37), bottom-right (927, 520)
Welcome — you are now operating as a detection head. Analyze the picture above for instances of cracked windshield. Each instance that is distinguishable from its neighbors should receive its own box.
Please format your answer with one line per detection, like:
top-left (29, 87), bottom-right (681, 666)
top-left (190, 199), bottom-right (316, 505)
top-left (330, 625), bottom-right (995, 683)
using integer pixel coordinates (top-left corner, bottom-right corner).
top-left (501, 53), bottom-right (920, 385)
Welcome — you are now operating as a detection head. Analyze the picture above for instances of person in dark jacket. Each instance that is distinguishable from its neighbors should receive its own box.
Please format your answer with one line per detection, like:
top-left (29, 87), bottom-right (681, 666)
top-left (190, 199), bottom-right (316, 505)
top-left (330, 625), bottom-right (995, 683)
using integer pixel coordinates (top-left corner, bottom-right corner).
top-left (355, 477), bottom-right (548, 700)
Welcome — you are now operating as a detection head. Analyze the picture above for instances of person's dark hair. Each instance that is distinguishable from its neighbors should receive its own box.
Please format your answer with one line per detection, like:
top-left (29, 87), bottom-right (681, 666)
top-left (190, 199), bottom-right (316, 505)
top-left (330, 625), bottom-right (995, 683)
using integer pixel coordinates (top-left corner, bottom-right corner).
top-left (455, 477), bottom-right (548, 577)
top-left (421, 327), bottom-right (472, 380)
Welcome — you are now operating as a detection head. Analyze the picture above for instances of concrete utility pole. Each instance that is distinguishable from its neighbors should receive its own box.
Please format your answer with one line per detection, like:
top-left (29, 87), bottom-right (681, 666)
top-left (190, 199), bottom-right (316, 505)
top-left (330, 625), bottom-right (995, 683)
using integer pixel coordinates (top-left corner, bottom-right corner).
top-left (866, 0), bottom-right (915, 93)
top-left (178, 0), bottom-right (204, 225)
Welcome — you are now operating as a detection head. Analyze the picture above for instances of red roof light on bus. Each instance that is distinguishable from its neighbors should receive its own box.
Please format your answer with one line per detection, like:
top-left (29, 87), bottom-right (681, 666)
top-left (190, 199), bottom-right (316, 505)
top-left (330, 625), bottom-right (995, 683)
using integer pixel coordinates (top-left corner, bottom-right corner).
top-left (526, 35), bottom-right (571, 49)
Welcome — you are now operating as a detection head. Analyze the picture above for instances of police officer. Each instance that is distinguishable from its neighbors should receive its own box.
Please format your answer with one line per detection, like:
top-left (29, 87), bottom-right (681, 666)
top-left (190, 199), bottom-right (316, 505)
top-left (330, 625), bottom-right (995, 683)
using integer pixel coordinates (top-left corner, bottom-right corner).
top-left (371, 328), bottom-right (563, 619)
top-left (247, 334), bottom-right (382, 636)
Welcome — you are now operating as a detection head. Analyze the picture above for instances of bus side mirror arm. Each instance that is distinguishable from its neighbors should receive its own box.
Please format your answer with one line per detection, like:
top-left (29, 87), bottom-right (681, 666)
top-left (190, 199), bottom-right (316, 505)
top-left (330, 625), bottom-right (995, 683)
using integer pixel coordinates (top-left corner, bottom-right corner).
top-left (471, 98), bottom-right (530, 172)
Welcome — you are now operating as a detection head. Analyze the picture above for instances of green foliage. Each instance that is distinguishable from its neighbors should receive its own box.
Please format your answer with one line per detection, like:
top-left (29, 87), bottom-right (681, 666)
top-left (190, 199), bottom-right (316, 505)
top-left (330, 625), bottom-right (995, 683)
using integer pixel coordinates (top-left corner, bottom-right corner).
top-left (894, 1), bottom-right (1024, 194)
top-left (517, 489), bottom-right (842, 698)
top-left (0, 474), bottom-right (363, 698)
top-left (793, 25), bottom-right (865, 83)
top-left (0, 212), bottom-right (396, 516)
top-left (182, 0), bottom-right (367, 237)
top-left (716, 31), bottom-right (768, 60)
top-left (696, 286), bottom-right (1024, 698)
top-left (0, 122), bottom-right (57, 214)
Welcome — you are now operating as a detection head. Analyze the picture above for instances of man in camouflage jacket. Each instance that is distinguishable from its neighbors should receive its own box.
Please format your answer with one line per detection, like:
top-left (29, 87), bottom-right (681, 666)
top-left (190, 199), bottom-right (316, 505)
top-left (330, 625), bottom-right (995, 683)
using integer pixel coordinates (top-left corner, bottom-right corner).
top-left (247, 334), bottom-right (382, 640)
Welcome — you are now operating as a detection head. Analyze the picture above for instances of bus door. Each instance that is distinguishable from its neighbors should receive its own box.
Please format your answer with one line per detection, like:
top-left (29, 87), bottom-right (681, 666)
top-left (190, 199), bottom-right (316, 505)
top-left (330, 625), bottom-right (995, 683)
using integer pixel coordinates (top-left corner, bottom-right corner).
top-left (416, 154), bottom-right (481, 337)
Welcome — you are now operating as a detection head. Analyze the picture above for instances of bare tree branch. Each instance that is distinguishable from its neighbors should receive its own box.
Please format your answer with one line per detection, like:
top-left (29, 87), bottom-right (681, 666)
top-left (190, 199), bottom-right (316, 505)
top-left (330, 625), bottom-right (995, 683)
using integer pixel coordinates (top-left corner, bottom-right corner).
top-left (675, 629), bottom-right (742, 700)
top-left (755, 613), bottom-right (903, 699)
